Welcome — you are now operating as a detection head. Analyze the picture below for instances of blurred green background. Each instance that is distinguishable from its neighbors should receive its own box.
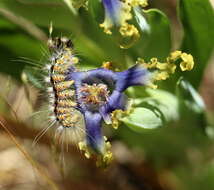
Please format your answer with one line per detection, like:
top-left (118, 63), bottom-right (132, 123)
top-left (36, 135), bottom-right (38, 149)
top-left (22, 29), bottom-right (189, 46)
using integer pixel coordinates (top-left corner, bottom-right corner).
top-left (0, 0), bottom-right (213, 190)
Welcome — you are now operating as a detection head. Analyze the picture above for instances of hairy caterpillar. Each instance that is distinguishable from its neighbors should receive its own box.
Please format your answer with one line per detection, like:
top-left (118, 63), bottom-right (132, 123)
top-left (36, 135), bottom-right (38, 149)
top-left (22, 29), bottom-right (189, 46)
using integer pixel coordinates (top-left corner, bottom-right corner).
top-left (34, 37), bottom-right (86, 146)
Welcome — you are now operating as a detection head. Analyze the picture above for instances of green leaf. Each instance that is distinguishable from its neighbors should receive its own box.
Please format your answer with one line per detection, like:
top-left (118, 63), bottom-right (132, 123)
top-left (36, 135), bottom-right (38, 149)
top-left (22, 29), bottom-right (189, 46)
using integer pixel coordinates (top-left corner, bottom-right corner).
top-left (176, 77), bottom-right (207, 132)
top-left (121, 107), bottom-right (163, 132)
top-left (176, 77), bottom-right (205, 113)
top-left (88, 0), bottom-right (104, 23)
top-left (133, 88), bottom-right (179, 122)
top-left (132, 8), bottom-right (171, 61)
top-left (147, 88), bottom-right (179, 121)
top-left (178, 0), bottom-right (214, 87)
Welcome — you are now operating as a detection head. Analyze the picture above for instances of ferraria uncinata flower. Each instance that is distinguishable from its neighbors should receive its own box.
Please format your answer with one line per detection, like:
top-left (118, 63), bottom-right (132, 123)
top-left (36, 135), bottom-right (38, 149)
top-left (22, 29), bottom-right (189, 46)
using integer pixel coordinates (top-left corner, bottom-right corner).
top-left (67, 62), bottom-right (151, 165)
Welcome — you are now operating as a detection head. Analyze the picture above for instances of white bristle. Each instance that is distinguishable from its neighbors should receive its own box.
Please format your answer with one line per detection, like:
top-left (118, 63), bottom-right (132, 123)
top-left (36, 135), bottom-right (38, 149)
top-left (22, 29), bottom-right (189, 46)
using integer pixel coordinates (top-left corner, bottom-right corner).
top-left (44, 76), bottom-right (50, 83)
top-left (49, 97), bottom-right (55, 104)
top-left (49, 115), bottom-right (56, 121)
top-left (57, 125), bottom-right (64, 131)
top-left (48, 93), bottom-right (55, 98)
top-left (50, 56), bottom-right (55, 62)
top-left (48, 105), bottom-right (55, 112)
top-left (47, 87), bottom-right (53, 93)
top-left (44, 64), bottom-right (52, 70)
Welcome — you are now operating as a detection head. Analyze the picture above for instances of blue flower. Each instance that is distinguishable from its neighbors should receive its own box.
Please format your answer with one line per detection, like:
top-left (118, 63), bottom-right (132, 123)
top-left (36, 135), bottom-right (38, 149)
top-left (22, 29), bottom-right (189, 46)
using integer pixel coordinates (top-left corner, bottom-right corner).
top-left (100, 0), bottom-right (148, 38)
top-left (66, 64), bottom-right (151, 155)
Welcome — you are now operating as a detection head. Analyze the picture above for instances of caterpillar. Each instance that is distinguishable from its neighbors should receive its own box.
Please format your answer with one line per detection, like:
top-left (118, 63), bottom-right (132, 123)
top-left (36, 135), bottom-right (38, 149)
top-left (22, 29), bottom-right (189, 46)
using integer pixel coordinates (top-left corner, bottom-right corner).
top-left (38, 37), bottom-right (86, 145)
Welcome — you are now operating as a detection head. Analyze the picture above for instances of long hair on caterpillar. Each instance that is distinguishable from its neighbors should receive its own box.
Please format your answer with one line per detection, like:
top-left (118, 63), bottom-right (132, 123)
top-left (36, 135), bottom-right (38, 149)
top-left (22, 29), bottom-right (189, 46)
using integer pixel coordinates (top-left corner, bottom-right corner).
top-left (29, 36), bottom-right (89, 154)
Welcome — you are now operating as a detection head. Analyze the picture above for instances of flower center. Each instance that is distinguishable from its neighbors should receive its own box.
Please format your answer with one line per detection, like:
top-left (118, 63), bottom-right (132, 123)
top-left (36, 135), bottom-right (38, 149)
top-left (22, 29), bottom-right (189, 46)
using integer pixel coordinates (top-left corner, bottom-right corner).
top-left (80, 83), bottom-right (109, 110)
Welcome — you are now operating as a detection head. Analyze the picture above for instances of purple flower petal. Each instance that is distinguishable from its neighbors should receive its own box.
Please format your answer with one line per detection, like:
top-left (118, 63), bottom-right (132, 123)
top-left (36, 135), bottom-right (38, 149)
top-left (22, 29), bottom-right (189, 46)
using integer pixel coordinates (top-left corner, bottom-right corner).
top-left (100, 90), bottom-right (127, 124)
top-left (116, 64), bottom-right (151, 92)
top-left (102, 0), bottom-right (122, 26)
top-left (84, 111), bottom-right (104, 153)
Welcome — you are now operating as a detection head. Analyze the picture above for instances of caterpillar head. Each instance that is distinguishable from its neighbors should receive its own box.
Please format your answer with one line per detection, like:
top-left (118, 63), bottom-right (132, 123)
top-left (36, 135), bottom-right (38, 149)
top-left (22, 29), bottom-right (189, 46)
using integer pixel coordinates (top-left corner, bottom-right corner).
top-left (47, 37), bottom-right (73, 51)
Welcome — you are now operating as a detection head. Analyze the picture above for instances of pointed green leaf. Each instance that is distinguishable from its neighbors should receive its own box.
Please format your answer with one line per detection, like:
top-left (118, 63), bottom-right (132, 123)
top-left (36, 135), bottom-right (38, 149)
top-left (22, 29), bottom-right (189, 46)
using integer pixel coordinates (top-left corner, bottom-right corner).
top-left (176, 77), bottom-right (205, 114)
top-left (176, 77), bottom-right (207, 132)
